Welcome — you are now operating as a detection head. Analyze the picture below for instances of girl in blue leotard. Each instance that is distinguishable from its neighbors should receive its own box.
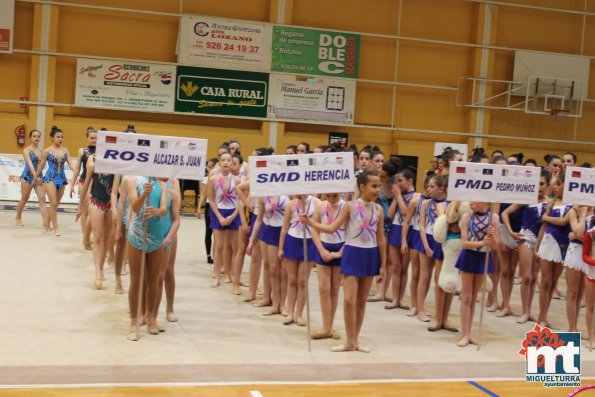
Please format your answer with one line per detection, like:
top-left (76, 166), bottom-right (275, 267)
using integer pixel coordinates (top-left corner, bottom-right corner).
top-left (536, 174), bottom-right (572, 329)
top-left (386, 169), bottom-right (417, 310)
top-left (31, 127), bottom-right (76, 236)
top-left (455, 201), bottom-right (500, 347)
top-left (501, 170), bottom-right (549, 324)
top-left (15, 129), bottom-right (48, 228)
top-left (418, 174), bottom-right (447, 324)
top-left (125, 176), bottom-right (167, 341)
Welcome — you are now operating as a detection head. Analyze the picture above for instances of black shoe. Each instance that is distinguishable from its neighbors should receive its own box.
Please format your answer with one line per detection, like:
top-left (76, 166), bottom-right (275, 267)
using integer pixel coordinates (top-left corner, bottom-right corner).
top-left (207, 256), bottom-right (214, 264)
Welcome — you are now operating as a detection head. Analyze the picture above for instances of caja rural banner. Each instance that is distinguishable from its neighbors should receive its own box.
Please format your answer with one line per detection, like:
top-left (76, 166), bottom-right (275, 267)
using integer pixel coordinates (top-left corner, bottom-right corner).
top-left (248, 153), bottom-right (354, 197)
top-left (0, 154), bottom-right (78, 203)
top-left (0, 0), bottom-right (14, 53)
top-left (267, 74), bottom-right (355, 124)
top-left (271, 26), bottom-right (359, 78)
top-left (178, 15), bottom-right (272, 72)
top-left (563, 166), bottom-right (595, 206)
top-left (94, 131), bottom-right (207, 180)
top-left (75, 59), bottom-right (176, 112)
top-left (447, 161), bottom-right (540, 204)
top-left (175, 65), bottom-right (268, 118)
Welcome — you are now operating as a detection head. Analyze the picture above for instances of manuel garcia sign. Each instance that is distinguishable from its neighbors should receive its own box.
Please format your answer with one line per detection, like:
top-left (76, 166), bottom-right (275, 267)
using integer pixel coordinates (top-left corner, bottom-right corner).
top-left (175, 66), bottom-right (268, 117)
top-left (272, 26), bottom-right (359, 78)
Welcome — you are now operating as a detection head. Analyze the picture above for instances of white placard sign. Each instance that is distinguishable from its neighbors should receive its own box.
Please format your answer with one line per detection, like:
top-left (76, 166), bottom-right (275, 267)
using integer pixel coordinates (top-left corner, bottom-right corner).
top-left (0, 0), bottom-right (15, 53)
top-left (75, 59), bottom-right (176, 112)
top-left (94, 131), bottom-right (207, 181)
top-left (267, 74), bottom-right (355, 124)
top-left (563, 166), bottom-right (595, 206)
top-left (249, 153), bottom-right (355, 197)
top-left (447, 161), bottom-right (540, 204)
top-left (0, 153), bottom-right (77, 203)
top-left (434, 142), bottom-right (468, 159)
top-left (178, 15), bottom-right (272, 71)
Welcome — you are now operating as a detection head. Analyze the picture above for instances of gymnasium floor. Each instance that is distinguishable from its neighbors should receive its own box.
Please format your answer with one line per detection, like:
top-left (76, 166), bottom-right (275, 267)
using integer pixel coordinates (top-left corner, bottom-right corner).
top-left (1, 205), bottom-right (593, 396)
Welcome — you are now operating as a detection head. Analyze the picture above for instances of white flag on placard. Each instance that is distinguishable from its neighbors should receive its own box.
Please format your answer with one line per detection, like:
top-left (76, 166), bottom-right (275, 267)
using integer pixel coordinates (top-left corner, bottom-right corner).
top-left (249, 153), bottom-right (355, 198)
top-left (447, 161), bottom-right (540, 205)
top-left (94, 131), bottom-right (207, 180)
top-left (563, 166), bottom-right (595, 206)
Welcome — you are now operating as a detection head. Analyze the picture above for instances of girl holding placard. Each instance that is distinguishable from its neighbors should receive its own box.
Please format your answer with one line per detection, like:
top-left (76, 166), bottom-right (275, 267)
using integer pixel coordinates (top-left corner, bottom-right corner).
top-left (455, 201), bottom-right (500, 347)
top-left (501, 170), bottom-right (549, 324)
top-left (302, 171), bottom-right (387, 353)
top-left (310, 193), bottom-right (346, 339)
top-left (279, 194), bottom-right (320, 326)
top-left (418, 175), bottom-right (447, 324)
top-left (125, 176), bottom-right (168, 340)
top-left (536, 174), bottom-right (573, 329)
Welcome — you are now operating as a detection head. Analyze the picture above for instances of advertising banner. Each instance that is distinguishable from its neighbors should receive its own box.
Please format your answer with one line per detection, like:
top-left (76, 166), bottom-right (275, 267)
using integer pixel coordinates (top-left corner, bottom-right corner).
top-left (0, 0), bottom-right (14, 53)
top-left (0, 153), bottom-right (77, 203)
top-left (178, 15), bottom-right (272, 71)
top-left (94, 131), bottom-right (207, 181)
top-left (75, 58), bottom-right (176, 112)
top-left (175, 65), bottom-right (268, 117)
top-left (267, 74), bottom-right (355, 124)
top-left (563, 166), bottom-right (595, 206)
top-left (447, 161), bottom-right (540, 204)
top-left (271, 26), bottom-right (359, 78)
top-left (329, 132), bottom-right (348, 148)
top-left (248, 153), bottom-right (354, 197)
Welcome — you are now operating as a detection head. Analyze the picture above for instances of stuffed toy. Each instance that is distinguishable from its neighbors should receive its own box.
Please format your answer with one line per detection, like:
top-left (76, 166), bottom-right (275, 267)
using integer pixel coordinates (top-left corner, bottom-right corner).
top-left (434, 201), bottom-right (492, 293)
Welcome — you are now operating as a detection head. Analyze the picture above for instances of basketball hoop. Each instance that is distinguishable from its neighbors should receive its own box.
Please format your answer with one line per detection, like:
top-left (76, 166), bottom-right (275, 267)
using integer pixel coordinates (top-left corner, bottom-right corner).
top-left (550, 109), bottom-right (570, 123)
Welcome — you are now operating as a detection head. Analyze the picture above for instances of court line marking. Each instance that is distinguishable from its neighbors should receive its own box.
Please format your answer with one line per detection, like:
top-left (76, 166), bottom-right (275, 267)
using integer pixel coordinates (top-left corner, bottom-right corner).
top-left (249, 391), bottom-right (264, 397)
top-left (1, 377), bottom-right (594, 389)
top-left (467, 381), bottom-right (499, 397)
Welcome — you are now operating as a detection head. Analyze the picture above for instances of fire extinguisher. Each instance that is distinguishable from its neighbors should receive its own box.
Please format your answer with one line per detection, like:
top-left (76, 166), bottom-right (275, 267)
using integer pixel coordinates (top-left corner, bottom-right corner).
top-left (15, 125), bottom-right (26, 146)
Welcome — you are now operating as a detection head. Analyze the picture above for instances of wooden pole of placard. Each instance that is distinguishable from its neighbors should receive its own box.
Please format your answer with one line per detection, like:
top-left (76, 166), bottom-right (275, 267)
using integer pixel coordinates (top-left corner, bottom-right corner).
top-left (476, 203), bottom-right (495, 351)
top-left (134, 216), bottom-right (149, 341)
top-left (301, 196), bottom-right (312, 352)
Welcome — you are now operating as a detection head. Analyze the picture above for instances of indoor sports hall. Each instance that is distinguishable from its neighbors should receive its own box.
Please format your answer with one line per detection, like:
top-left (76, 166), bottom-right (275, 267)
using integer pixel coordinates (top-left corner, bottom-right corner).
top-left (0, 1), bottom-right (594, 396)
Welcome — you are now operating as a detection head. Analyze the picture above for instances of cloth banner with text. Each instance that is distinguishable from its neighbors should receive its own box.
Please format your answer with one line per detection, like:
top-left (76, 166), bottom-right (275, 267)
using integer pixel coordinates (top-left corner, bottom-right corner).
top-left (271, 26), bottom-right (359, 79)
top-left (178, 15), bottom-right (272, 71)
top-left (175, 65), bottom-right (269, 117)
top-left (0, 0), bottom-right (14, 53)
top-left (249, 153), bottom-right (354, 197)
top-left (0, 153), bottom-right (77, 203)
top-left (75, 58), bottom-right (176, 113)
top-left (267, 74), bottom-right (355, 124)
top-left (94, 131), bottom-right (207, 180)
